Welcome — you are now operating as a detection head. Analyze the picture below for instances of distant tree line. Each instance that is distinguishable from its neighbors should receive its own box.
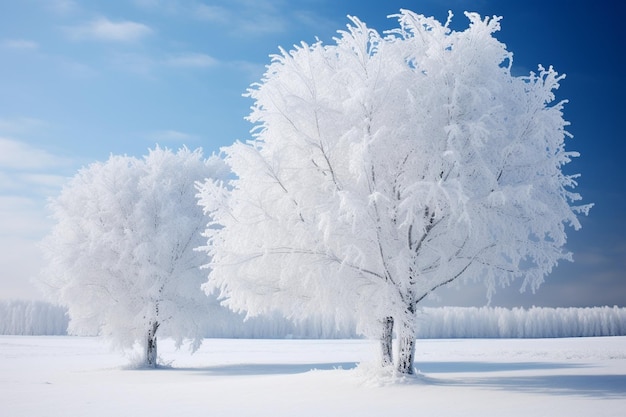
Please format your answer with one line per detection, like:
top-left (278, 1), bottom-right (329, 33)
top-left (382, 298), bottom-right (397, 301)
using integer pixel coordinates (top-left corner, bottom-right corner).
top-left (0, 300), bottom-right (68, 335)
top-left (417, 306), bottom-right (626, 338)
top-left (2, 299), bottom-right (623, 339)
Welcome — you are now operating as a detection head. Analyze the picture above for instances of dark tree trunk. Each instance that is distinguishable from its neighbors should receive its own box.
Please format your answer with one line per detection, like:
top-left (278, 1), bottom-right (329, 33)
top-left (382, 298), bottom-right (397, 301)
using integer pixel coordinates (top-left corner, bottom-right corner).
top-left (145, 320), bottom-right (159, 368)
top-left (397, 326), bottom-right (416, 375)
top-left (396, 302), bottom-right (417, 375)
top-left (380, 316), bottom-right (394, 367)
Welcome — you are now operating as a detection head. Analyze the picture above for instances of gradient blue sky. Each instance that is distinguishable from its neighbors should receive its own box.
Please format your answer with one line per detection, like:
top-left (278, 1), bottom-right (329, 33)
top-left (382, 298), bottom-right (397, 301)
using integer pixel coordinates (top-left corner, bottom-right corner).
top-left (0, 0), bottom-right (623, 308)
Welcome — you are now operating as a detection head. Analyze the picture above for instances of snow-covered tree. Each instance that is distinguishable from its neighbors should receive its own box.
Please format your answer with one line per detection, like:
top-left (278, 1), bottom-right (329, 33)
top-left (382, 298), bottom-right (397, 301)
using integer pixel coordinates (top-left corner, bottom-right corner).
top-left (40, 146), bottom-right (227, 367)
top-left (197, 10), bottom-right (591, 374)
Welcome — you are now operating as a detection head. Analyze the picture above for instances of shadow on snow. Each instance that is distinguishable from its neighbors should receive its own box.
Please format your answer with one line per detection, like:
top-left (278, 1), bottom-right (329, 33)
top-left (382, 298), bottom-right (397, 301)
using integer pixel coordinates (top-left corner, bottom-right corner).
top-left (133, 360), bottom-right (626, 398)
top-left (417, 361), bottom-right (626, 398)
top-left (417, 361), bottom-right (588, 374)
top-left (158, 362), bottom-right (358, 376)
top-left (445, 374), bottom-right (626, 398)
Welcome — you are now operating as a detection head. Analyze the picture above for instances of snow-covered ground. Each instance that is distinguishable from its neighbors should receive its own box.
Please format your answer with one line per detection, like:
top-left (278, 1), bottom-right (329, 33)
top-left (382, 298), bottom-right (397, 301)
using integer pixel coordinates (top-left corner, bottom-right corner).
top-left (1, 336), bottom-right (625, 416)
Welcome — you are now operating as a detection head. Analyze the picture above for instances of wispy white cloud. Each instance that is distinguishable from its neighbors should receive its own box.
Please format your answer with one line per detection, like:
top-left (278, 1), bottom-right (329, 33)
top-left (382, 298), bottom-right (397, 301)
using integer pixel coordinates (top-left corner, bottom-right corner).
top-left (0, 117), bottom-right (46, 134)
top-left (195, 0), bottom-right (287, 35)
top-left (0, 137), bottom-right (69, 170)
top-left (226, 60), bottom-right (266, 83)
top-left (110, 52), bottom-right (157, 76)
top-left (0, 234), bottom-right (47, 300)
top-left (109, 51), bottom-right (219, 76)
top-left (132, 0), bottom-right (180, 13)
top-left (0, 138), bottom-right (74, 296)
top-left (292, 10), bottom-right (339, 37)
top-left (45, 0), bottom-right (79, 16)
top-left (0, 136), bottom-right (74, 298)
top-left (133, 0), bottom-right (228, 21)
top-left (147, 130), bottom-right (198, 143)
top-left (0, 136), bottom-right (74, 253)
top-left (192, 3), bottom-right (230, 23)
top-left (165, 52), bottom-right (217, 68)
top-left (55, 57), bottom-right (99, 78)
top-left (18, 173), bottom-right (69, 190)
top-left (64, 17), bottom-right (153, 43)
top-left (0, 196), bottom-right (53, 237)
top-left (237, 14), bottom-right (287, 35)
top-left (134, 0), bottom-right (288, 35)
top-left (0, 136), bottom-right (72, 242)
top-left (1, 38), bottom-right (98, 79)
top-left (1, 39), bottom-right (39, 50)
top-left (0, 195), bottom-right (52, 299)
top-left (0, 122), bottom-right (72, 179)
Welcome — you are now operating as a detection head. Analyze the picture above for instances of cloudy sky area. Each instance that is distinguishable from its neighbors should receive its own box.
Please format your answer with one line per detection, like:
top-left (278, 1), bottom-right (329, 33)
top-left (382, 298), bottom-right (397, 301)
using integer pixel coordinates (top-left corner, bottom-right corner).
top-left (0, 0), bottom-right (623, 308)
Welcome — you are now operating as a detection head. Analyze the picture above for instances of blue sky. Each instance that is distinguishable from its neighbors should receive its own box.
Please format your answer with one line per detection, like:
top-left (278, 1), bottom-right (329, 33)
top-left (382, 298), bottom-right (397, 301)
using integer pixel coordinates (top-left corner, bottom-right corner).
top-left (0, 0), bottom-right (623, 308)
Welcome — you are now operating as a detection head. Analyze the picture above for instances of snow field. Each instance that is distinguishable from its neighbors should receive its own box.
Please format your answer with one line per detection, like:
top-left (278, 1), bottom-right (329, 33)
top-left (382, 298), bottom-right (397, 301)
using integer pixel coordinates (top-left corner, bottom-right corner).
top-left (1, 336), bottom-right (625, 416)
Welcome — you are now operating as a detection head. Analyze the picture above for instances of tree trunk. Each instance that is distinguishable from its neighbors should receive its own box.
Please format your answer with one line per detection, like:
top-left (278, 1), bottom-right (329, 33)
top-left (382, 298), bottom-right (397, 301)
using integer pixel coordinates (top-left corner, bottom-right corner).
top-left (380, 316), bottom-right (394, 367)
top-left (396, 319), bottom-right (416, 375)
top-left (145, 320), bottom-right (159, 368)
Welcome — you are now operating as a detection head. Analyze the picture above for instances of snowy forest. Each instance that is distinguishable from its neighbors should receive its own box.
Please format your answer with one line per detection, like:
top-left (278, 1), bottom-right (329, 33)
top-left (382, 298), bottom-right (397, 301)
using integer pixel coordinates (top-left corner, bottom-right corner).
top-left (2, 299), bottom-right (624, 339)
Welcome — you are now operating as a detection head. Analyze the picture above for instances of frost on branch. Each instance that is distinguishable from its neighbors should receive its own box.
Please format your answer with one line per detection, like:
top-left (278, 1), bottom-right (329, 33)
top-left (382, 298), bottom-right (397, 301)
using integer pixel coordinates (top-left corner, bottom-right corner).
top-left (198, 9), bottom-right (591, 375)
top-left (39, 146), bottom-right (228, 367)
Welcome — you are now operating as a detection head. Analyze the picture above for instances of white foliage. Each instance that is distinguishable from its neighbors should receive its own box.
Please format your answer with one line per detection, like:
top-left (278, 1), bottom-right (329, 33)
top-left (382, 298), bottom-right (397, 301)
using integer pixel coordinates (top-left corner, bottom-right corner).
top-left (39, 146), bottom-right (228, 354)
top-left (198, 9), bottom-right (591, 367)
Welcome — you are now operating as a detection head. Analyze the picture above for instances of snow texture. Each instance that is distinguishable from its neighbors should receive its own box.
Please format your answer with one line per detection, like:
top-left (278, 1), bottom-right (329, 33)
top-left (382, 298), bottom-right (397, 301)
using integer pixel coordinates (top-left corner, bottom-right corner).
top-left (1, 336), bottom-right (624, 416)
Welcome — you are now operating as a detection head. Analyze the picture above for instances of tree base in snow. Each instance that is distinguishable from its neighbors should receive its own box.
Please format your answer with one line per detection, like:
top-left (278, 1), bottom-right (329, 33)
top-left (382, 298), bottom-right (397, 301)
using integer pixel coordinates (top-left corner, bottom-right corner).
top-left (354, 361), bottom-right (433, 386)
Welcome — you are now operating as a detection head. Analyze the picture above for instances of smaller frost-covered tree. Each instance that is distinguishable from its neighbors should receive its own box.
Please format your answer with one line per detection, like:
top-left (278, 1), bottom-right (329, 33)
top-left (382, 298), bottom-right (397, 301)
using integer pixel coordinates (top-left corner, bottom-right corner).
top-left (198, 10), bottom-right (592, 375)
top-left (40, 146), bottom-right (227, 367)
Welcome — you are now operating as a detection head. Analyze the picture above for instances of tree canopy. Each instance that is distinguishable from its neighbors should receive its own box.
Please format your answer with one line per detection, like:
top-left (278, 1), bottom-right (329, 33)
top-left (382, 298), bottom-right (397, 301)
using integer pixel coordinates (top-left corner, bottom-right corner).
top-left (40, 146), bottom-right (228, 366)
top-left (199, 10), bottom-right (591, 374)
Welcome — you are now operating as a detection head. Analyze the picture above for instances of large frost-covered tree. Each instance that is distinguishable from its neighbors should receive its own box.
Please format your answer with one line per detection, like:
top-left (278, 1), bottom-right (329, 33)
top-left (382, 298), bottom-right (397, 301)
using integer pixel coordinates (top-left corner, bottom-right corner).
top-left (40, 146), bottom-right (227, 367)
top-left (198, 10), bottom-right (591, 374)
